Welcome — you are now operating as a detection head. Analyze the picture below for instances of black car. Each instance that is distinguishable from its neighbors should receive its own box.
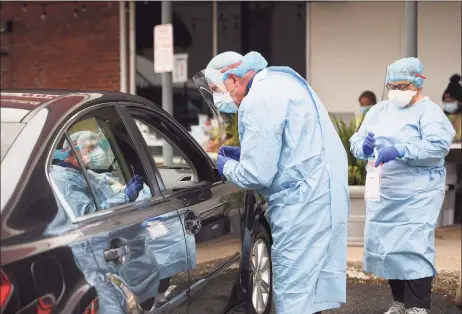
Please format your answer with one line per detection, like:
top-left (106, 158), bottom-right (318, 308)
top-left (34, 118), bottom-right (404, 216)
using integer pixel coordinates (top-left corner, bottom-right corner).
top-left (0, 90), bottom-right (273, 314)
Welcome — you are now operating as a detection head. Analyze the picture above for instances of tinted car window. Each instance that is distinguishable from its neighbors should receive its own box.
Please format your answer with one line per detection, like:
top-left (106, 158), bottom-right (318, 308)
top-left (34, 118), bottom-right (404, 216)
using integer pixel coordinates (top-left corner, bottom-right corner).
top-left (1, 122), bottom-right (25, 161)
top-left (48, 108), bottom-right (154, 222)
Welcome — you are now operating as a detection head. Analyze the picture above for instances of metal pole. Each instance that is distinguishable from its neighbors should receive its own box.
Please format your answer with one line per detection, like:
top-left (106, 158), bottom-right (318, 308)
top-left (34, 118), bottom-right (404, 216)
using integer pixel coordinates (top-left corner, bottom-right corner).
top-left (119, 2), bottom-right (127, 93)
top-left (212, 0), bottom-right (218, 57)
top-left (129, 1), bottom-right (136, 95)
top-left (403, 1), bottom-right (418, 57)
top-left (162, 1), bottom-right (174, 166)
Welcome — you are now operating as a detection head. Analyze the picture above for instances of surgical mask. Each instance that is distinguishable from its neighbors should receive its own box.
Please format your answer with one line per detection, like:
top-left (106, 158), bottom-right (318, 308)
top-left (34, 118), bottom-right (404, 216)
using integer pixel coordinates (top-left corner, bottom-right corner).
top-left (360, 106), bottom-right (372, 115)
top-left (88, 146), bottom-right (108, 169)
top-left (213, 92), bottom-right (238, 113)
top-left (388, 90), bottom-right (416, 108)
top-left (443, 102), bottom-right (458, 114)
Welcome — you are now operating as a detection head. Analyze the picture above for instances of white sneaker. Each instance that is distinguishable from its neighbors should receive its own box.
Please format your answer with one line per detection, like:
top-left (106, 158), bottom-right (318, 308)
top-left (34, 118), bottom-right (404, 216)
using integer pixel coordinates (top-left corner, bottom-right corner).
top-left (384, 301), bottom-right (406, 314)
top-left (405, 308), bottom-right (429, 314)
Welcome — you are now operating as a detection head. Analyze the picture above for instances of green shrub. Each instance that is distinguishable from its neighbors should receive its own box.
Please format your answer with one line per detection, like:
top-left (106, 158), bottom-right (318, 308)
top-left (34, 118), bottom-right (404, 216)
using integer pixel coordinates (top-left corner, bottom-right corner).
top-left (224, 115), bottom-right (240, 146)
top-left (330, 115), bottom-right (366, 186)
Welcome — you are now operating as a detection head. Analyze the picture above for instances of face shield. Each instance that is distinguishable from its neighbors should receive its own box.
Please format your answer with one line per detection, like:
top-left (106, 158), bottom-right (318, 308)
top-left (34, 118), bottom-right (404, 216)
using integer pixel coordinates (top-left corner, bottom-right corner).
top-left (192, 69), bottom-right (240, 154)
top-left (192, 69), bottom-right (237, 128)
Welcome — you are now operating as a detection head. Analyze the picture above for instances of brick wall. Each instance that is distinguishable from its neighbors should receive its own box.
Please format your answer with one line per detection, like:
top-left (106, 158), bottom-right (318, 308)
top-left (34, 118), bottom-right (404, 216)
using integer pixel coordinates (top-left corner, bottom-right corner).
top-left (1, 1), bottom-right (120, 91)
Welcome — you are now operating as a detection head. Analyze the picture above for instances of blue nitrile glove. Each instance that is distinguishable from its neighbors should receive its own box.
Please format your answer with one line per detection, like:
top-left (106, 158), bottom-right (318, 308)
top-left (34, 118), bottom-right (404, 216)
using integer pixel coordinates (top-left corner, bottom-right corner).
top-left (124, 175), bottom-right (144, 201)
top-left (126, 174), bottom-right (142, 187)
top-left (216, 155), bottom-right (232, 177)
top-left (362, 132), bottom-right (376, 156)
top-left (218, 145), bottom-right (241, 161)
top-left (375, 146), bottom-right (399, 167)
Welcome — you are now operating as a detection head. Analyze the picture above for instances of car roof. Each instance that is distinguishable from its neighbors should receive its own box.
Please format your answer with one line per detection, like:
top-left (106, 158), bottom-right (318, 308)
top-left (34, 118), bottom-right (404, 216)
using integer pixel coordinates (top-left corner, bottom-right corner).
top-left (0, 89), bottom-right (156, 123)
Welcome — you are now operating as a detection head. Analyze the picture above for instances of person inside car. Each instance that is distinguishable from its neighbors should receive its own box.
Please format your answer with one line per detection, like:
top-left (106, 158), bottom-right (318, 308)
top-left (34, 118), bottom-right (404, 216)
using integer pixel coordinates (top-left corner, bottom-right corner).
top-left (50, 131), bottom-right (149, 217)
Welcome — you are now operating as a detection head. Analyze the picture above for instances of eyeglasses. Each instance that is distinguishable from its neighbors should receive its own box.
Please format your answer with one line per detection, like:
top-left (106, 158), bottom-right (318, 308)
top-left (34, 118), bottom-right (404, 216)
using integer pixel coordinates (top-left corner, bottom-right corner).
top-left (386, 83), bottom-right (412, 91)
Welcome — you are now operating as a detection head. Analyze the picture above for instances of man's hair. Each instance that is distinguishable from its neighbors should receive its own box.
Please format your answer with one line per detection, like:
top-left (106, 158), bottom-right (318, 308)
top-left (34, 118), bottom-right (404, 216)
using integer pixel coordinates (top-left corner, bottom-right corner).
top-left (359, 91), bottom-right (377, 104)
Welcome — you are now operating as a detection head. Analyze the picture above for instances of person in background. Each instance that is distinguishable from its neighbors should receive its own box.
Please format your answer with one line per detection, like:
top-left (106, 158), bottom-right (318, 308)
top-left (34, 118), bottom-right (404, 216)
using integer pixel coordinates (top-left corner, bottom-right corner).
top-left (442, 75), bottom-right (462, 307)
top-left (350, 57), bottom-right (455, 314)
top-left (442, 74), bottom-right (461, 142)
top-left (358, 91), bottom-right (377, 127)
top-left (359, 90), bottom-right (377, 115)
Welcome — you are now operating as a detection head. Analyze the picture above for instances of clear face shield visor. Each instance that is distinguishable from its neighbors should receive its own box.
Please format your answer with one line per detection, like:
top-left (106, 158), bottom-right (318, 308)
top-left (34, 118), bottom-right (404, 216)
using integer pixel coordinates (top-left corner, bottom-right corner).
top-left (192, 69), bottom-right (237, 128)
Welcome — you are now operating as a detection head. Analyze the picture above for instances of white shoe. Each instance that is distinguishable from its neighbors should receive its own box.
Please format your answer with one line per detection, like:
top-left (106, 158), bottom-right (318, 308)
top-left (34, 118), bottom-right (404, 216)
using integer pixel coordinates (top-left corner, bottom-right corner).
top-left (384, 301), bottom-right (406, 314)
top-left (405, 308), bottom-right (429, 314)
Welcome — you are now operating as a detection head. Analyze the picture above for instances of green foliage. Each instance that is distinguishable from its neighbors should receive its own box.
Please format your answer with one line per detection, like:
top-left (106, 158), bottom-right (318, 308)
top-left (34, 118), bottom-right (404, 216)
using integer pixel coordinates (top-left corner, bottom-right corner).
top-left (224, 115), bottom-right (240, 146)
top-left (330, 114), bottom-right (367, 186)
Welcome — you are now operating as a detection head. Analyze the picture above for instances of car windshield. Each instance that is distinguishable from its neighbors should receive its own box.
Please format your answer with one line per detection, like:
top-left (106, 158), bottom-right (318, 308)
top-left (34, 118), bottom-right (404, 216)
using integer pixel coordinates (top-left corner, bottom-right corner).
top-left (1, 122), bottom-right (25, 161)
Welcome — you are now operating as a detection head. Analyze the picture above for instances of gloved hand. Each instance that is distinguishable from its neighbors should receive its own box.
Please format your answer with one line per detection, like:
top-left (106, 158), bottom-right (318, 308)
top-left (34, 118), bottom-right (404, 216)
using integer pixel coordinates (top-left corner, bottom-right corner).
top-left (126, 174), bottom-right (142, 187)
top-left (375, 146), bottom-right (399, 167)
top-left (362, 132), bottom-right (376, 156)
top-left (124, 175), bottom-right (144, 201)
top-left (218, 146), bottom-right (241, 161)
top-left (216, 155), bottom-right (232, 177)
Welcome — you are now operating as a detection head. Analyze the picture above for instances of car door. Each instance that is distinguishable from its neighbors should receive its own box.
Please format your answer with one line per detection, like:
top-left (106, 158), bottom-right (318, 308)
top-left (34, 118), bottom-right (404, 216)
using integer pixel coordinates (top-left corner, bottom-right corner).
top-left (123, 103), bottom-right (245, 313)
top-left (46, 103), bottom-right (190, 314)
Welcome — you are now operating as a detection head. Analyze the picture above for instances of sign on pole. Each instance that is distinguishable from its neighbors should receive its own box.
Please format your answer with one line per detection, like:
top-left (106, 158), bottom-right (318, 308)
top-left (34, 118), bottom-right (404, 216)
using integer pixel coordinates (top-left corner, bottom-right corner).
top-left (173, 53), bottom-right (189, 84)
top-left (154, 23), bottom-right (174, 73)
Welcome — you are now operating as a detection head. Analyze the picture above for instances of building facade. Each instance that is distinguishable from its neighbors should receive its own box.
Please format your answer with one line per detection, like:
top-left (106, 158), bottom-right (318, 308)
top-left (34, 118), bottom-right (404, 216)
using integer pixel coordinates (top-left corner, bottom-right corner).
top-left (1, 1), bottom-right (461, 121)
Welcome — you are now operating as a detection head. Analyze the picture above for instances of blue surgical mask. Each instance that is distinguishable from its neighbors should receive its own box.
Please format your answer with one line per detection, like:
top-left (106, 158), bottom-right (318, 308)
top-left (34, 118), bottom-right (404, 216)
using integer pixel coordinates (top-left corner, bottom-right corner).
top-left (213, 92), bottom-right (238, 113)
top-left (443, 102), bottom-right (458, 114)
top-left (360, 106), bottom-right (372, 115)
top-left (88, 146), bottom-right (108, 169)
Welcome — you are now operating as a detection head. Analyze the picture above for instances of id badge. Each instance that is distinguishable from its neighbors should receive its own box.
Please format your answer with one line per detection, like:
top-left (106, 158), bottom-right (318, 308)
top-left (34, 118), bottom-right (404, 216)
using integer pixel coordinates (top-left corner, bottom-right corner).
top-left (364, 149), bottom-right (382, 201)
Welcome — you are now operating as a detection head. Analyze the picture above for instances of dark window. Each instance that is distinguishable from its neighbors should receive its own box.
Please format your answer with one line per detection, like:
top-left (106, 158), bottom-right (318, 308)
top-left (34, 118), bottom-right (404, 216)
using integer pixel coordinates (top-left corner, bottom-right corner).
top-left (135, 2), bottom-right (213, 130)
top-left (218, 2), bottom-right (307, 78)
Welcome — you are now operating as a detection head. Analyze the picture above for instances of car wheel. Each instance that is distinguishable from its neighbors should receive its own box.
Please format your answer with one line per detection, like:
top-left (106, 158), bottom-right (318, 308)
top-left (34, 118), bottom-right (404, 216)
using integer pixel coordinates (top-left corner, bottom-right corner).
top-left (248, 222), bottom-right (272, 314)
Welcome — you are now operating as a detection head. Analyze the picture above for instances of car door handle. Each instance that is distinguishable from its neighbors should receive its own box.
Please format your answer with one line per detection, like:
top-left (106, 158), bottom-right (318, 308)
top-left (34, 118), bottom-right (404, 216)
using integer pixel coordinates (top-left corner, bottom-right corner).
top-left (199, 201), bottom-right (228, 219)
top-left (184, 210), bottom-right (202, 236)
top-left (104, 240), bottom-right (130, 263)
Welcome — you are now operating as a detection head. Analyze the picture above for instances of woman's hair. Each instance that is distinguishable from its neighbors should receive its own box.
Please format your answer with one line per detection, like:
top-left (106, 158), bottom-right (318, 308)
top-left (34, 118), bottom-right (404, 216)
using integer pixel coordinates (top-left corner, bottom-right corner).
top-left (359, 91), bottom-right (377, 105)
top-left (442, 74), bottom-right (462, 115)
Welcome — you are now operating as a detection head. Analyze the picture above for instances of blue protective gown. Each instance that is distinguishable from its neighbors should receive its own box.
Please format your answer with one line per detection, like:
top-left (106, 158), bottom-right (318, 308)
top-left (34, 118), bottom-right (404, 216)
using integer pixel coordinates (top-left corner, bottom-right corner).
top-left (223, 67), bottom-right (350, 314)
top-left (350, 98), bottom-right (455, 280)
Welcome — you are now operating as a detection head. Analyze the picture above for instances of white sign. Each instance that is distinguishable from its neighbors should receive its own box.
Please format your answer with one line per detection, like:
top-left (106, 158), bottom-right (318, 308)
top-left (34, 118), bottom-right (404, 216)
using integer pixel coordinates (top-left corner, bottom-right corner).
top-left (173, 53), bottom-right (189, 84)
top-left (154, 24), bottom-right (174, 73)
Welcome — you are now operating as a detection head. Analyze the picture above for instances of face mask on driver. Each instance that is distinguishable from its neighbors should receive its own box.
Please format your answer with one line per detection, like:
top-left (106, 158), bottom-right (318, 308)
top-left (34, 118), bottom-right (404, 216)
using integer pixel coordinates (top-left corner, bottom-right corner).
top-left (443, 102), bottom-right (458, 114)
top-left (88, 146), bottom-right (108, 169)
top-left (213, 92), bottom-right (238, 113)
top-left (388, 90), bottom-right (417, 108)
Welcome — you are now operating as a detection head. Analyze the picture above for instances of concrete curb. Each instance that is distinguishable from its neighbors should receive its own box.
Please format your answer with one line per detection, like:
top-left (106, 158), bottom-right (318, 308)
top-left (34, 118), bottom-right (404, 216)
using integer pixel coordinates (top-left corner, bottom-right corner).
top-left (346, 262), bottom-right (461, 299)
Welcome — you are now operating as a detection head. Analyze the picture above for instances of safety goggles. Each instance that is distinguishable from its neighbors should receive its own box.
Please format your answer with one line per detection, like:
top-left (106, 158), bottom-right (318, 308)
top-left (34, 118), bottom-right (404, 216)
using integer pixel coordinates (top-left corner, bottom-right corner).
top-left (385, 83), bottom-right (414, 91)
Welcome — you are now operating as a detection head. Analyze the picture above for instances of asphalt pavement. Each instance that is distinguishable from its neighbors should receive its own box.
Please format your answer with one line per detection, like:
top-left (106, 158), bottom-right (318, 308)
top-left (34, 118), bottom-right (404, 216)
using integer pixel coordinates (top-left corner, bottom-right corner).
top-left (270, 282), bottom-right (461, 314)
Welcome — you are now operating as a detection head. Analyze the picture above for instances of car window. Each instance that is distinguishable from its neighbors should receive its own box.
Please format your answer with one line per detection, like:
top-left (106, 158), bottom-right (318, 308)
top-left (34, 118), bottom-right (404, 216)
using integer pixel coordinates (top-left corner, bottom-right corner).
top-left (133, 118), bottom-right (200, 192)
top-left (47, 108), bottom-right (154, 221)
